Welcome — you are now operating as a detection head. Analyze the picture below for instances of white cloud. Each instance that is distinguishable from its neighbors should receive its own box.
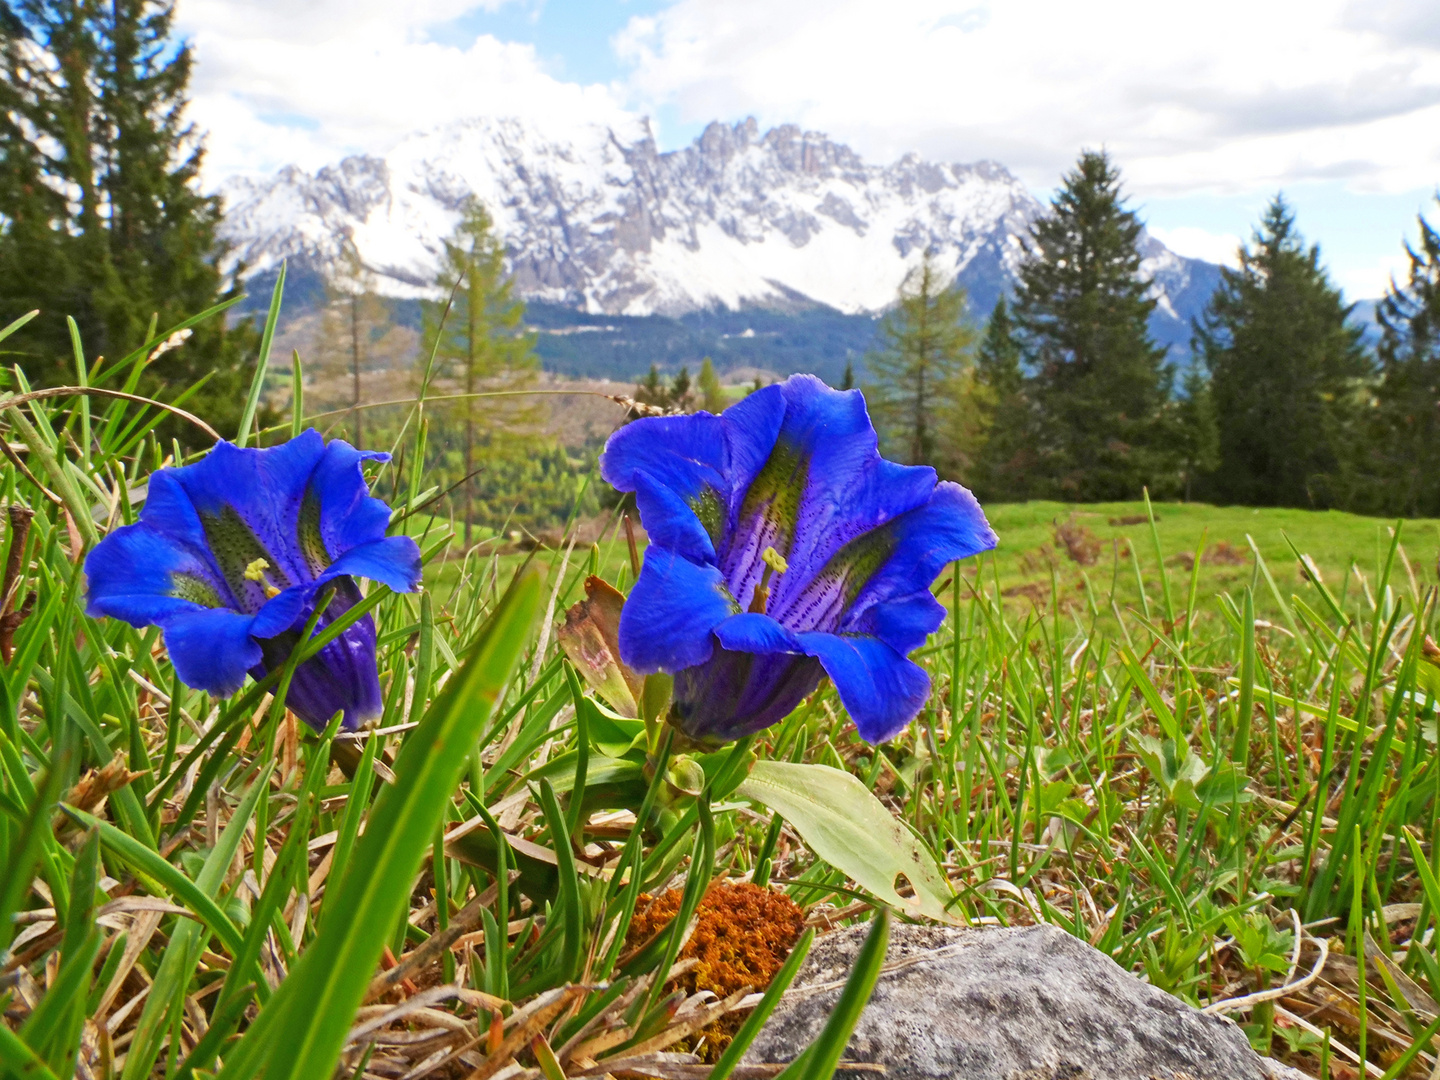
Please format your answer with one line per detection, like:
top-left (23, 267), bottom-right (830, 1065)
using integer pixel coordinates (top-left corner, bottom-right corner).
top-left (1334, 251), bottom-right (1413, 300)
top-left (612, 0), bottom-right (1440, 198)
top-left (1148, 227), bottom-right (1242, 268)
top-left (177, 0), bottom-right (632, 182)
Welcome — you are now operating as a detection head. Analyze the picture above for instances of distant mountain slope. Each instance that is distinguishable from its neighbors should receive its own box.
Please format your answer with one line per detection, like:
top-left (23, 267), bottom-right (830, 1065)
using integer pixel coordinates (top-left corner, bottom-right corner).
top-left (221, 115), bottom-right (1224, 376)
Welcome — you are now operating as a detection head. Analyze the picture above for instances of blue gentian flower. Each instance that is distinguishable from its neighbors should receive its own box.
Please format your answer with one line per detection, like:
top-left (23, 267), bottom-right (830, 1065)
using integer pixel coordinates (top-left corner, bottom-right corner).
top-left (84, 430), bottom-right (421, 731)
top-left (601, 374), bottom-right (997, 745)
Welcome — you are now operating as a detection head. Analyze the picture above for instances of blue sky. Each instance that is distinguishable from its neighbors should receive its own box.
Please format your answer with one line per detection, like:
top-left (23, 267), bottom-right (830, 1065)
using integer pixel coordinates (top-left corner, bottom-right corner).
top-left (179, 0), bottom-right (1440, 298)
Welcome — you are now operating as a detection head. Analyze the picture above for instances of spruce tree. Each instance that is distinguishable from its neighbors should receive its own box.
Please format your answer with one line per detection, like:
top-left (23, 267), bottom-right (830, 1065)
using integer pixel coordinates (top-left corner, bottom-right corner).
top-left (428, 197), bottom-right (537, 544)
top-left (0, 0), bottom-right (254, 437)
top-left (1196, 196), bottom-right (1369, 507)
top-left (1173, 368), bottom-right (1219, 502)
top-left (864, 252), bottom-right (977, 468)
top-left (1353, 200), bottom-right (1440, 516)
top-left (1013, 150), bottom-right (1173, 500)
top-left (972, 297), bottom-right (1033, 500)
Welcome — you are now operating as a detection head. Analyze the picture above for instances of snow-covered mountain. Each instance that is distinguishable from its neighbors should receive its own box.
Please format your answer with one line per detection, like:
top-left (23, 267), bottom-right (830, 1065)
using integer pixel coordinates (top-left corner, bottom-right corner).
top-left (219, 115), bottom-right (1217, 330)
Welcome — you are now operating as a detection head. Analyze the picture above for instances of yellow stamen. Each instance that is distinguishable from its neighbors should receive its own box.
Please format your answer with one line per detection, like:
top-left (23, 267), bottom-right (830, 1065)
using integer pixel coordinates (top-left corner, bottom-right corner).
top-left (748, 546), bottom-right (788, 615)
top-left (243, 558), bottom-right (282, 599)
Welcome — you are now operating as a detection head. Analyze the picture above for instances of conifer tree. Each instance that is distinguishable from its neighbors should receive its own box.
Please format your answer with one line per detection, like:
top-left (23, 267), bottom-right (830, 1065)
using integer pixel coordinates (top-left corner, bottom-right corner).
top-left (864, 252), bottom-right (977, 467)
top-left (1173, 368), bottom-right (1220, 502)
top-left (1353, 200), bottom-right (1440, 515)
top-left (428, 198), bottom-right (537, 543)
top-left (1013, 150), bottom-right (1174, 500)
top-left (1196, 196), bottom-right (1369, 507)
top-left (635, 365), bottom-right (667, 409)
top-left (840, 360), bottom-right (855, 390)
top-left (972, 297), bottom-right (1033, 500)
top-left (0, 0), bottom-right (254, 437)
top-left (697, 357), bottom-right (727, 412)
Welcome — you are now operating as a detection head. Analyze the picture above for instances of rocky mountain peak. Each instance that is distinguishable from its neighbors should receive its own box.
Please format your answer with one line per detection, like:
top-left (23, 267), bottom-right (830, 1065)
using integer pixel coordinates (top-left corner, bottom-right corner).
top-left (219, 112), bottom-right (1212, 327)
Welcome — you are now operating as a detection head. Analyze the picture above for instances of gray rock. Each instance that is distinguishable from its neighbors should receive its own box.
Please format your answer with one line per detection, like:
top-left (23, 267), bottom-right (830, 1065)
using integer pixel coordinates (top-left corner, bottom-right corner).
top-left (745, 923), bottom-right (1312, 1080)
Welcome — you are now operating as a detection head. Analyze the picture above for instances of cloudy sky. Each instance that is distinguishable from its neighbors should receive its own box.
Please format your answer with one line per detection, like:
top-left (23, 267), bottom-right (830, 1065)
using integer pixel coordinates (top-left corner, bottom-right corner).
top-left (177, 0), bottom-right (1440, 298)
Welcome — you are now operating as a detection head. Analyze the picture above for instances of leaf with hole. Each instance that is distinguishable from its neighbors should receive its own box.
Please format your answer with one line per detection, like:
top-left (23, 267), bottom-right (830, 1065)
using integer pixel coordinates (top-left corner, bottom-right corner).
top-left (736, 760), bottom-right (957, 923)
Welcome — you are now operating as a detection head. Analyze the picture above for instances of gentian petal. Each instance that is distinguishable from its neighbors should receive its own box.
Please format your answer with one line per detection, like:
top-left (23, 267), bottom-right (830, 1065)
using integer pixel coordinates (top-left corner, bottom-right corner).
top-left (713, 612), bottom-right (804, 655)
top-left (795, 631), bottom-right (932, 744)
top-left (254, 581), bottom-right (383, 731)
top-left (321, 537), bottom-right (422, 595)
top-left (853, 590), bottom-right (948, 656)
top-left (162, 608), bottom-right (263, 696)
top-left (309, 439), bottom-right (394, 562)
top-left (631, 471), bottom-right (718, 563)
top-left (84, 519), bottom-right (234, 625)
top-left (720, 376), bottom-right (939, 614)
top-left (841, 481), bottom-right (997, 629)
top-left (715, 385), bottom-right (786, 500)
top-left (617, 548), bottom-right (736, 674)
top-left (602, 414), bottom-right (734, 559)
top-left (600, 411), bottom-right (728, 500)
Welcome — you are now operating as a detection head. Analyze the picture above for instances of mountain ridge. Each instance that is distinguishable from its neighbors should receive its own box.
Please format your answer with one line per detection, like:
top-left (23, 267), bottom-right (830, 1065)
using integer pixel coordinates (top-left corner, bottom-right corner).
top-left (221, 115), bottom-right (1217, 329)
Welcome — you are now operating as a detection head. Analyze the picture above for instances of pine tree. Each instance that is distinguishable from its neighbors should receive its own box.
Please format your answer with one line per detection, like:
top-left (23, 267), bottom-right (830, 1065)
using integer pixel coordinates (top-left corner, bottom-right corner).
top-left (1353, 200), bottom-right (1440, 516)
top-left (427, 198), bottom-right (537, 544)
top-left (1014, 150), bottom-right (1174, 500)
top-left (1173, 368), bottom-right (1219, 502)
top-left (0, 0), bottom-right (255, 439)
top-left (840, 359), bottom-right (855, 391)
top-left (1197, 196), bottom-right (1370, 508)
top-left (864, 252), bottom-right (977, 467)
top-left (972, 297), bottom-right (1033, 500)
top-left (697, 357), bottom-right (727, 413)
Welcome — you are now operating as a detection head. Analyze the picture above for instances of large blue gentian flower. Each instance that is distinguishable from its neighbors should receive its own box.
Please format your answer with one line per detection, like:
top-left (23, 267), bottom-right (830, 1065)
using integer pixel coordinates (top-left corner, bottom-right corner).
top-left (601, 374), bottom-right (997, 746)
top-left (84, 430), bottom-right (421, 731)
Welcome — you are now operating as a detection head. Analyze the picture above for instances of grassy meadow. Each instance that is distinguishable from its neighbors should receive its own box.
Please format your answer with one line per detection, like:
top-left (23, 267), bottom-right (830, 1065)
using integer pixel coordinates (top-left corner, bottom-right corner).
top-left (7, 297), bottom-right (1440, 1078)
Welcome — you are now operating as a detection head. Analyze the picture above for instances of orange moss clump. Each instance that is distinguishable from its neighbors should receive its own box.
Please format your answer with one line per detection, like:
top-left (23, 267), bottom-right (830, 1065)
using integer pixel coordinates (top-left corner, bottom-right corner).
top-left (625, 880), bottom-right (805, 1060)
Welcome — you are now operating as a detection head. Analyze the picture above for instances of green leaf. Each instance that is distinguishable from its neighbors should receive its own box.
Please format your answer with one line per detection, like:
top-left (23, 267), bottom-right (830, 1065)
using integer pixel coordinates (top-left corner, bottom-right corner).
top-left (736, 760), bottom-right (958, 923)
top-left (218, 566), bottom-right (545, 1080)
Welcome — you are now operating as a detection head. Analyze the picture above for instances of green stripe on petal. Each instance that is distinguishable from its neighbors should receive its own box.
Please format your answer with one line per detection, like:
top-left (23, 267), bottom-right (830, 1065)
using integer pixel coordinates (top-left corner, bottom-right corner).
top-left (170, 572), bottom-right (227, 609)
top-left (297, 487), bottom-right (331, 577)
top-left (735, 439), bottom-right (807, 560)
top-left (777, 525), bottom-right (898, 633)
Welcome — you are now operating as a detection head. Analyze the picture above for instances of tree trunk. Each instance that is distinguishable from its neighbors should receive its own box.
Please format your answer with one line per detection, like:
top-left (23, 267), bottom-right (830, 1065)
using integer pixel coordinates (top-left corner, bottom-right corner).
top-left (350, 295), bottom-right (363, 448)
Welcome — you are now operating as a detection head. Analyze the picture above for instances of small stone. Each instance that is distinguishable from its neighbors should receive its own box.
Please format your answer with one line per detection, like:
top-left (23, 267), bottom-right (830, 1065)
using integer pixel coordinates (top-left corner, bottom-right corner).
top-left (745, 922), bottom-right (1311, 1080)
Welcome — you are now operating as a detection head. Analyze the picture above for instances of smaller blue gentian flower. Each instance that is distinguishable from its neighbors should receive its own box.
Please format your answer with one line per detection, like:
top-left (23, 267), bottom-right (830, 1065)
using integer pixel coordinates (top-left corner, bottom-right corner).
top-left (601, 374), bottom-right (997, 746)
top-left (84, 430), bottom-right (421, 731)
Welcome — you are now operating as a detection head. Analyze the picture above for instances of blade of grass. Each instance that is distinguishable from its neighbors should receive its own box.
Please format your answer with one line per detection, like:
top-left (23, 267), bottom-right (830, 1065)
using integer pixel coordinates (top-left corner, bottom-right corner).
top-left (236, 261), bottom-right (285, 448)
top-left (777, 908), bottom-right (890, 1080)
